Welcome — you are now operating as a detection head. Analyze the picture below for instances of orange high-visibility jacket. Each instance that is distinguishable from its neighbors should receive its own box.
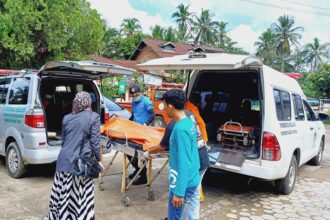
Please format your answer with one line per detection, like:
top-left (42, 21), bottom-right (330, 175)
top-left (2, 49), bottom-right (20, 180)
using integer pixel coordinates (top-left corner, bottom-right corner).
top-left (185, 101), bottom-right (208, 142)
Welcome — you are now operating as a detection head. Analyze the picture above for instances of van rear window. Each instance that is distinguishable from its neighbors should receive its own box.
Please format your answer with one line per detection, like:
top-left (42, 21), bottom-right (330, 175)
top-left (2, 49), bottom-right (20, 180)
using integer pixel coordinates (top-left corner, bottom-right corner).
top-left (273, 89), bottom-right (291, 121)
top-left (8, 77), bottom-right (30, 105)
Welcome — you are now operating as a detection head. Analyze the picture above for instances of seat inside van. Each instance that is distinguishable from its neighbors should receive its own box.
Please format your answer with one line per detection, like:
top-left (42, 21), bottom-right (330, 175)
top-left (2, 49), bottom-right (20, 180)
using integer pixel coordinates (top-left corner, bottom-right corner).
top-left (39, 78), bottom-right (100, 145)
top-left (189, 70), bottom-right (262, 159)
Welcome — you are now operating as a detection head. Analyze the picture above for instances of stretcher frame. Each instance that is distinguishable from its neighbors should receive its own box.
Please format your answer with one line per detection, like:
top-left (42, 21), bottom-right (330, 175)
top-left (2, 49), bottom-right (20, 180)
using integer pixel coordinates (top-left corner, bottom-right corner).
top-left (98, 128), bottom-right (169, 207)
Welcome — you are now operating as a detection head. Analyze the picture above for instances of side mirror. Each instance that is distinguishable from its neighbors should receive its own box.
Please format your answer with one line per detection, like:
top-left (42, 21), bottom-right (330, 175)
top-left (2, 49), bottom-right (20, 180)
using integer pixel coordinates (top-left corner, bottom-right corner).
top-left (318, 112), bottom-right (329, 121)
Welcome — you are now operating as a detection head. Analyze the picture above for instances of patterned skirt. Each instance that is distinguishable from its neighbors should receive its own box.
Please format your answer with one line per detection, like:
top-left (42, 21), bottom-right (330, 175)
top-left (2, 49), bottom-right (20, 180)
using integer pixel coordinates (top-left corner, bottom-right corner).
top-left (45, 172), bottom-right (95, 220)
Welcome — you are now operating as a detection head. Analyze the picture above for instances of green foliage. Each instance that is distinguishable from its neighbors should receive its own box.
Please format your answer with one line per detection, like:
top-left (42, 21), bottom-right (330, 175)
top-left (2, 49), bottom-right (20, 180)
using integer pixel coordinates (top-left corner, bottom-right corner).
top-left (150, 25), bottom-right (165, 40)
top-left (102, 32), bottom-right (149, 59)
top-left (302, 64), bottom-right (330, 98)
top-left (271, 15), bottom-right (304, 72)
top-left (0, 0), bottom-right (105, 69)
top-left (163, 70), bottom-right (190, 84)
top-left (120, 18), bottom-right (141, 37)
top-left (255, 29), bottom-right (278, 66)
top-left (303, 38), bottom-right (330, 72)
top-left (101, 72), bottom-right (145, 99)
top-left (101, 77), bottom-right (120, 99)
top-left (192, 9), bottom-right (218, 45)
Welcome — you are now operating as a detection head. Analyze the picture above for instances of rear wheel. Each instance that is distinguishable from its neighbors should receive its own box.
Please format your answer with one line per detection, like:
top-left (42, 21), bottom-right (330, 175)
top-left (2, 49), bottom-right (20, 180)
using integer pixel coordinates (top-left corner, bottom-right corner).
top-left (6, 142), bottom-right (26, 178)
top-left (152, 116), bottom-right (166, 128)
top-left (309, 139), bottom-right (324, 166)
top-left (275, 156), bottom-right (297, 195)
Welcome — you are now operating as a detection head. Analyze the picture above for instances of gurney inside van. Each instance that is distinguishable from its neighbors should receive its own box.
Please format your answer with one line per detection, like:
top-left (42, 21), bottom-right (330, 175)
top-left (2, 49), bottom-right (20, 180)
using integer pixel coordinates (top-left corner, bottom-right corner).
top-left (190, 70), bottom-right (262, 167)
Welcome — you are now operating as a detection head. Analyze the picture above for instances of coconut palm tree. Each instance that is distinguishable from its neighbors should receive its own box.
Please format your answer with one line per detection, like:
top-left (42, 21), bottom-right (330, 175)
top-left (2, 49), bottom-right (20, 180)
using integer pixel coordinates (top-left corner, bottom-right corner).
top-left (215, 21), bottom-right (230, 48)
top-left (102, 27), bottom-right (120, 58)
top-left (271, 15), bottom-right (304, 71)
top-left (150, 25), bottom-right (165, 40)
top-left (192, 9), bottom-right (219, 45)
top-left (172, 3), bottom-right (193, 37)
top-left (254, 29), bottom-right (278, 66)
top-left (164, 27), bottom-right (177, 42)
top-left (303, 37), bottom-right (330, 71)
top-left (120, 18), bottom-right (141, 37)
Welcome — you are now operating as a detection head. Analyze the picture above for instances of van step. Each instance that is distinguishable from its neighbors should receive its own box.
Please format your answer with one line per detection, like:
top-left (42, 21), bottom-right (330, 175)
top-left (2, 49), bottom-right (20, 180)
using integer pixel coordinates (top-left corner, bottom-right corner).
top-left (208, 148), bottom-right (245, 167)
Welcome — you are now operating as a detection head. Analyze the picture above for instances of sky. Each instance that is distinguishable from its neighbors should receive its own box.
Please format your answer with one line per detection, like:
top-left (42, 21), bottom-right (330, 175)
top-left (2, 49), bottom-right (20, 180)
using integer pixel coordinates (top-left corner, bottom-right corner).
top-left (88, 0), bottom-right (330, 54)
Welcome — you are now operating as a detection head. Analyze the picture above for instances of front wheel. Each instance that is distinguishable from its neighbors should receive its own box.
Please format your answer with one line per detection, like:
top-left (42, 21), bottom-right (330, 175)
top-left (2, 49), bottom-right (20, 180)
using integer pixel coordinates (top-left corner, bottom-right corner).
top-left (275, 156), bottom-right (297, 195)
top-left (6, 142), bottom-right (27, 178)
top-left (309, 139), bottom-right (324, 166)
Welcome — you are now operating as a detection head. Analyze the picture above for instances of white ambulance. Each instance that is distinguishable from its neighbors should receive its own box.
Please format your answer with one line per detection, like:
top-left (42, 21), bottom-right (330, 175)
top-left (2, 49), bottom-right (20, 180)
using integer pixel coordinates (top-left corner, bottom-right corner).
top-left (140, 52), bottom-right (328, 194)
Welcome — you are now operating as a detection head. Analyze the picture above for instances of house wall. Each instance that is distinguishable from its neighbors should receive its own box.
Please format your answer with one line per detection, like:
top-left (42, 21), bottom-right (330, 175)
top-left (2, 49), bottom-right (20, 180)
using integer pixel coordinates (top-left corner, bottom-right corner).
top-left (134, 47), bottom-right (159, 63)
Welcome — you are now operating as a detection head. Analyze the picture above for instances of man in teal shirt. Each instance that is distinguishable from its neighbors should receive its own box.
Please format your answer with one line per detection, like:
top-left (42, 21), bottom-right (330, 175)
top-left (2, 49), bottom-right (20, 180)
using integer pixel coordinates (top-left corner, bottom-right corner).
top-left (162, 89), bottom-right (200, 220)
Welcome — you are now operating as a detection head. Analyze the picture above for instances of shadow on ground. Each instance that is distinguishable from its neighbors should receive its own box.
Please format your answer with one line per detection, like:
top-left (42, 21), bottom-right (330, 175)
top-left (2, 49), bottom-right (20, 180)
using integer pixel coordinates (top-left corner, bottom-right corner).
top-left (203, 168), bottom-right (276, 195)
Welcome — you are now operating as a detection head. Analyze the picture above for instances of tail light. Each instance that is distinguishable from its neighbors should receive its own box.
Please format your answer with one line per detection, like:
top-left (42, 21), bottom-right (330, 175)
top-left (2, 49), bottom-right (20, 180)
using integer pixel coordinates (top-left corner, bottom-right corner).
top-left (262, 132), bottom-right (281, 161)
top-left (104, 108), bottom-right (110, 122)
top-left (25, 109), bottom-right (45, 128)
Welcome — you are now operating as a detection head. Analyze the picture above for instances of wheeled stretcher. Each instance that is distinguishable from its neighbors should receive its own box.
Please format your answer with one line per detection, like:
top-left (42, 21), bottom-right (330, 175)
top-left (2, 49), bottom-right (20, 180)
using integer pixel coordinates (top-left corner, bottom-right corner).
top-left (99, 117), bottom-right (168, 207)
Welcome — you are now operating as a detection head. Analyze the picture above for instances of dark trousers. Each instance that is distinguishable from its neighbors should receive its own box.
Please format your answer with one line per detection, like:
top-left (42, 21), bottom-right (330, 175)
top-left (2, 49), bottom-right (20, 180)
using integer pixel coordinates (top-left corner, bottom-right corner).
top-left (127, 153), bottom-right (147, 177)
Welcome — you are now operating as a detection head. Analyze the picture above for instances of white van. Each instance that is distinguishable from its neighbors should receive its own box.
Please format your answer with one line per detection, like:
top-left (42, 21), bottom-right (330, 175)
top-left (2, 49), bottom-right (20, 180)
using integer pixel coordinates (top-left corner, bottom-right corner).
top-left (0, 61), bottom-right (133, 178)
top-left (140, 52), bottom-right (328, 194)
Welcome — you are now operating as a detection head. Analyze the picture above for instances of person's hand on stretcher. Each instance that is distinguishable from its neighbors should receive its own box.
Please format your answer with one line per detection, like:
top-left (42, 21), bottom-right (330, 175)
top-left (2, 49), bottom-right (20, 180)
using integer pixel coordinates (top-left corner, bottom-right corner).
top-left (141, 144), bottom-right (167, 160)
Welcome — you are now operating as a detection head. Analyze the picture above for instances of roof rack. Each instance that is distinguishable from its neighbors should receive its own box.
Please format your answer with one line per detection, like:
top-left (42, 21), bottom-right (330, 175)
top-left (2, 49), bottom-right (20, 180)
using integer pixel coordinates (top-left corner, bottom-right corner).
top-left (188, 48), bottom-right (207, 58)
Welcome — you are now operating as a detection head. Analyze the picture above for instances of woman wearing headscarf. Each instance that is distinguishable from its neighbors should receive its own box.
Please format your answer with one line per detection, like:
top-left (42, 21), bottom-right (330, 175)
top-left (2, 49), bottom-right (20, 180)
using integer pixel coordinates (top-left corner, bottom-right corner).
top-left (45, 91), bottom-right (103, 220)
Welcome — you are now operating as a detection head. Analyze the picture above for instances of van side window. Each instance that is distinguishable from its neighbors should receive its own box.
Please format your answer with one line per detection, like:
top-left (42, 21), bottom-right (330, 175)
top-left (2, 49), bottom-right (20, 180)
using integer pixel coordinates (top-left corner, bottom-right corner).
top-left (303, 100), bottom-right (316, 121)
top-left (292, 94), bottom-right (305, 120)
top-left (0, 79), bottom-right (11, 104)
top-left (8, 77), bottom-right (30, 105)
top-left (273, 89), bottom-right (291, 121)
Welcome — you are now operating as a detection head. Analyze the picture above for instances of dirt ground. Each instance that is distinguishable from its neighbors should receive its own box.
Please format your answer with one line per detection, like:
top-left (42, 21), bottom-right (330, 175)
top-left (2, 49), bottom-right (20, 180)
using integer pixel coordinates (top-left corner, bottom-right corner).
top-left (1, 127), bottom-right (330, 220)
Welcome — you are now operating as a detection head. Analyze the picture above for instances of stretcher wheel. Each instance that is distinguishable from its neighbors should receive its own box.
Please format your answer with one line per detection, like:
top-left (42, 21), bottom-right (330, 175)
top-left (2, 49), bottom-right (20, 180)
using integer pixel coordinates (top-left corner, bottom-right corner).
top-left (98, 182), bottom-right (104, 191)
top-left (147, 190), bottom-right (156, 201)
top-left (121, 196), bottom-right (130, 207)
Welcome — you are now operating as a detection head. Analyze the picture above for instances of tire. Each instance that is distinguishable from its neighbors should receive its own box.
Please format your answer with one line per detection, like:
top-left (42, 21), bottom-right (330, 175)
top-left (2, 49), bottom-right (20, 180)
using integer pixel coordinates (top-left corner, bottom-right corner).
top-left (6, 142), bottom-right (27, 178)
top-left (275, 156), bottom-right (297, 195)
top-left (152, 116), bottom-right (166, 128)
top-left (309, 139), bottom-right (324, 166)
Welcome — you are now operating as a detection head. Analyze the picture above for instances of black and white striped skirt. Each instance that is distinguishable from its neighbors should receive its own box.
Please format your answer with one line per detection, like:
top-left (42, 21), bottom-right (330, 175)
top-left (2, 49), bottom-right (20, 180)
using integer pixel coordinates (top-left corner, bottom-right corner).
top-left (45, 172), bottom-right (95, 220)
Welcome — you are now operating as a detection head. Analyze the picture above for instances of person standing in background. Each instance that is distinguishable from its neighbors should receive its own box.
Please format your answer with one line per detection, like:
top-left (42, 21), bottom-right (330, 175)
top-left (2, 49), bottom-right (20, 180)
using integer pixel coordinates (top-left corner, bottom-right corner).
top-left (128, 84), bottom-right (155, 185)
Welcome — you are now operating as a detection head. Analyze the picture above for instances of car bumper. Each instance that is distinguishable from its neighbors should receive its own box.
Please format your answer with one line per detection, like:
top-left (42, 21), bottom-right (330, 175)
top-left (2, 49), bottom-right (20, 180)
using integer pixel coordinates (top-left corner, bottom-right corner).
top-left (22, 146), bottom-right (61, 165)
top-left (210, 160), bottom-right (284, 180)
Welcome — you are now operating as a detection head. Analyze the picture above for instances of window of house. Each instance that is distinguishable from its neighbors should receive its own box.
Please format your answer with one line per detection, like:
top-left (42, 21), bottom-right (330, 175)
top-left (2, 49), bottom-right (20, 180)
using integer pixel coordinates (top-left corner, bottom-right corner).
top-left (160, 43), bottom-right (175, 51)
top-left (0, 78), bottom-right (11, 104)
top-left (292, 94), bottom-right (305, 120)
top-left (273, 89), bottom-right (291, 121)
top-left (8, 77), bottom-right (30, 105)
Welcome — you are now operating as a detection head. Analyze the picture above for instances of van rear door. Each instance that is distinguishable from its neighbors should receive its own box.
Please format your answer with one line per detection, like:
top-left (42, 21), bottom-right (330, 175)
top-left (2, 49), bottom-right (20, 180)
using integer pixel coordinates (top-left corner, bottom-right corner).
top-left (139, 53), bottom-right (262, 71)
top-left (38, 61), bottom-right (134, 79)
top-left (139, 53), bottom-right (263, 96)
